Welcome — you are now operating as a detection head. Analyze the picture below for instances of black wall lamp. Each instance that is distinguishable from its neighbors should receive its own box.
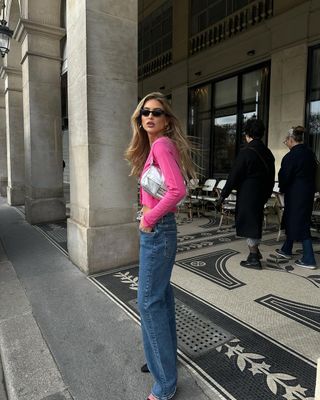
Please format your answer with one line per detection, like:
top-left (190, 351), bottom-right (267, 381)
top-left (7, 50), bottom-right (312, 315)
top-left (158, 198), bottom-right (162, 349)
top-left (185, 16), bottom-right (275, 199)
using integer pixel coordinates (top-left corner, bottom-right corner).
top-left (194, 71), bottom-right (202, 76)
top-left (0, 0), bottom-right (13, 57)
top-left (247, 49), bottom-right (256, 56)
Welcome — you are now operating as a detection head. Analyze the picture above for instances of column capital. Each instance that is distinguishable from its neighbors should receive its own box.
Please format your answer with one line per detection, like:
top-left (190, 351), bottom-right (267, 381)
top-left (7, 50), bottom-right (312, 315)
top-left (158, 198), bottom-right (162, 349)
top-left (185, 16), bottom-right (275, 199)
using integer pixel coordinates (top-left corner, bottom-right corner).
top-left (13, 18), bottom-right (66, 43)
top-left (0, 66), bottom-right (22, 80)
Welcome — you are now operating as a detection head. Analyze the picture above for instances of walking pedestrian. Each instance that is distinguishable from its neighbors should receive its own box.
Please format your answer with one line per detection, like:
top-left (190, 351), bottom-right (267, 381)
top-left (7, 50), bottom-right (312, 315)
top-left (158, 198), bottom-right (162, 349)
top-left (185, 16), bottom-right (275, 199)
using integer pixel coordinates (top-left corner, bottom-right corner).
top-left (217, 118), bottom-right (275, 269)
top-left (125, 92), bottom-right (196, 400)
top-left (275, 126), bottom-right (317, 269)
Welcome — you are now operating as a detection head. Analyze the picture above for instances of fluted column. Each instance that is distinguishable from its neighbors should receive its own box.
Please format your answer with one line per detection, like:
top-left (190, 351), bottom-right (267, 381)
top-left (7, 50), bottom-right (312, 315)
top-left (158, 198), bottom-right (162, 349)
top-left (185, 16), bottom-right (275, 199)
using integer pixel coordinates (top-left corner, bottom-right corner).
top-left (14, 19), bottom-right (66, 223)
top-left (0, 67), bottom-right (24, 205)
top-left (66, 0), bottom-right (139, 274)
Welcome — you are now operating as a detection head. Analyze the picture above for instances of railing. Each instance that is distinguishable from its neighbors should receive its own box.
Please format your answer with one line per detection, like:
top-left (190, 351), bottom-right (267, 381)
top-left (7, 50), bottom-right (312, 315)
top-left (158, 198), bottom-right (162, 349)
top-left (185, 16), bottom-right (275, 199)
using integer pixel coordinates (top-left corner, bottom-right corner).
top-left (190, 0), bottom-right (273, 55)
top-left (138, 50), bottom-right (172, 79)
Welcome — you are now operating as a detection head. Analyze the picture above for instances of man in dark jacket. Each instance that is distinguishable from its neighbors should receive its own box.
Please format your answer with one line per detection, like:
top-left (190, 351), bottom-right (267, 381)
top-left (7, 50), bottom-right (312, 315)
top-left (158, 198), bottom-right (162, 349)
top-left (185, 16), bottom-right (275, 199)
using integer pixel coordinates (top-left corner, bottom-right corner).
top-left (219, 118), bottom-right (275, 269)
top-left (275, 126), bottom-right (317, 269)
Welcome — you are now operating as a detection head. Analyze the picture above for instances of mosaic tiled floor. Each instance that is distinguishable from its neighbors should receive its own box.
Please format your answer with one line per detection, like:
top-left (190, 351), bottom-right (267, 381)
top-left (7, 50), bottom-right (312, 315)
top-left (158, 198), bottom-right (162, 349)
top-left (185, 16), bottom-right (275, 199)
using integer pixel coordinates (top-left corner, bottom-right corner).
top-left (19, 208), bottom-right (320, 399)
top-left (90, 265), bottom-right (317, 400)
top-left (89, 214), bottom-right (319, 400)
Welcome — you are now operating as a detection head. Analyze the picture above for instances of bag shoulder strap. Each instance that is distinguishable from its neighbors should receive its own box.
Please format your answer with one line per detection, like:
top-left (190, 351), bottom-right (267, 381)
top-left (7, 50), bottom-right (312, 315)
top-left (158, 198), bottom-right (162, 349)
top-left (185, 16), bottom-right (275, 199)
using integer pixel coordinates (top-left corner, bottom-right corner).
top-left (247, 146), bottom-right (269, 173)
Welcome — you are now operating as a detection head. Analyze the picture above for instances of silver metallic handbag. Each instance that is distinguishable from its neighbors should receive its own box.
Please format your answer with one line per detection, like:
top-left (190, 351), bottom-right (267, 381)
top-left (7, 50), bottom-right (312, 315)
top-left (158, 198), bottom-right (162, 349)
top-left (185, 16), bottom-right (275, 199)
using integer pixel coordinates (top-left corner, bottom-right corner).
top-left (140, 163), bottom-right (167, 199)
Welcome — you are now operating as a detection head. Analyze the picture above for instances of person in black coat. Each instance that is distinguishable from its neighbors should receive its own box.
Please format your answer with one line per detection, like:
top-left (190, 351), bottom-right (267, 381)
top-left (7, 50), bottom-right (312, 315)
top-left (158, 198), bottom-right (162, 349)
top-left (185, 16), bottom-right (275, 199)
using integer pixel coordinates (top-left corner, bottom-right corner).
top-left (218, 118), bottom-right (275, 269)
top-left (275, 126), bottom-right (317, 269)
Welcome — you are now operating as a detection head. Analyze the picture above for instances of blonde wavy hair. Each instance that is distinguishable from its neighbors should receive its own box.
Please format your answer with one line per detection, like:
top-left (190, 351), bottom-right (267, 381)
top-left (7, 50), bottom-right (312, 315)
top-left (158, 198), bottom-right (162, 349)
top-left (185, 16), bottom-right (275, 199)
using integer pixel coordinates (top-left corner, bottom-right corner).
top-left (125, 92), bottom-right (197, 180)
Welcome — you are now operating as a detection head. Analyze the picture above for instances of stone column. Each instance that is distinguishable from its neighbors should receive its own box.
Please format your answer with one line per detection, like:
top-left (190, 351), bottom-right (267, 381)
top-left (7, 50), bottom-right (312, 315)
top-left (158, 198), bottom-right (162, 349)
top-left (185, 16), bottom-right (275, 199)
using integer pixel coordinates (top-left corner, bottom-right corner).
top-left (171, 86), bottom-right (188, 133)
top-left (0, 81), bottom-right (7, 197)
top-left (268, 43), bottom-right (308, 172)
top-left (14, 19), bottom-right (66, 223)
top-left (67, 1), bottom-right (139, 274)
top-left (0, 67), bottom-right (24, 205)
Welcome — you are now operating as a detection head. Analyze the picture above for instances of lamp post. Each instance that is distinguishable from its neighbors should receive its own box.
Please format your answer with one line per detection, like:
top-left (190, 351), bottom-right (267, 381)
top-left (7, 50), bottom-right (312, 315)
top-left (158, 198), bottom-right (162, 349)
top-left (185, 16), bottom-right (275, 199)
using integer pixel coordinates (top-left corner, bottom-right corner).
top-left (0, 0), bottom-right (13, 57)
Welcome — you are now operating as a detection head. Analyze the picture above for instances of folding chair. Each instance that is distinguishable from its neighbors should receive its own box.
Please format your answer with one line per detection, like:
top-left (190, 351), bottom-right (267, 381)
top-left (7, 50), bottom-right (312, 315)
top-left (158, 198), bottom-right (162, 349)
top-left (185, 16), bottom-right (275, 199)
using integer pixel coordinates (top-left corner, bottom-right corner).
top-left (273, 187), bottom-right (284, 241)
top-left (183, 179), bottom-right (200, 220)
top-left (263, 182), bottom-right (279, 228)
top-left (196, 179), bottom-right (217, 212)
top-left (218, 192), bottom-right (236, 229)
top-left (214, 179), bottom-right (227, 198)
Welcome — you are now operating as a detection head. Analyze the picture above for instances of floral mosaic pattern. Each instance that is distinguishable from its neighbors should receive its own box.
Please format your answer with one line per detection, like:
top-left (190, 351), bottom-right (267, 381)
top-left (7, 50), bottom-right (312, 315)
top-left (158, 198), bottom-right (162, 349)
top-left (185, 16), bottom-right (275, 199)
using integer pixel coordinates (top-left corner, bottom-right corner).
top-left (216, 339), bottom-right (314, 400)
top-left (113, 271), bottom-right (138, 291)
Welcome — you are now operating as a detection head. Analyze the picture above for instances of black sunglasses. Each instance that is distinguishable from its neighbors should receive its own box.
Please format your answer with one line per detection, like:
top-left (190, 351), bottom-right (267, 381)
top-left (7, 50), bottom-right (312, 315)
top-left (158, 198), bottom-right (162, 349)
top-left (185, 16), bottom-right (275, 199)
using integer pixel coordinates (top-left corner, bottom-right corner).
top-left (140, 108), bottom-right (166, 117)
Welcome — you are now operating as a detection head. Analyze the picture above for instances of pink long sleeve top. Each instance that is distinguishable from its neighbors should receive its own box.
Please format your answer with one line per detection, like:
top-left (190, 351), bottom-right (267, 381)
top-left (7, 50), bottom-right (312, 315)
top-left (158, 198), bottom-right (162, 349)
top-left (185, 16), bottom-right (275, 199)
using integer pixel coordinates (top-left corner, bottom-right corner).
top-left (140, 136), bottom-right (186, 228)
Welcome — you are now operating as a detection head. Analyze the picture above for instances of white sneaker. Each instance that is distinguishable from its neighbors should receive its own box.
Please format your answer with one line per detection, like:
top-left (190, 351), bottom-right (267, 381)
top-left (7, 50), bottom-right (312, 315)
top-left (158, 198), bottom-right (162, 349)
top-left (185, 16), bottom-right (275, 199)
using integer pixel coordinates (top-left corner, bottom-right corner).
top-left (294, 259), bottom-right (317, 270)
top-left (275, 249), bottom-right (292, 260)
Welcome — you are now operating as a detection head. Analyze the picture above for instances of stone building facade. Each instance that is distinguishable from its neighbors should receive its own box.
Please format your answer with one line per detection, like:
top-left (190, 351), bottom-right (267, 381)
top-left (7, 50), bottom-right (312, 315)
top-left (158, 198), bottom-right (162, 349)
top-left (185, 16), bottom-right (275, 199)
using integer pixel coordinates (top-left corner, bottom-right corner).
top-left (0, 0), bottom-right (319, 274)
top-left (138, 0), bottom-right (320, 175)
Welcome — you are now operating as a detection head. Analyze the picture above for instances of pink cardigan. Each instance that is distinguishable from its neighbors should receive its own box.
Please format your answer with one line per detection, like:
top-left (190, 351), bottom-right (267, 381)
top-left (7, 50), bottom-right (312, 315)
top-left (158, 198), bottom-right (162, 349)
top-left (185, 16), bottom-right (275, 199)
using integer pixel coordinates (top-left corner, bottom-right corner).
top-left (140, 137), bottom-right (186, 228)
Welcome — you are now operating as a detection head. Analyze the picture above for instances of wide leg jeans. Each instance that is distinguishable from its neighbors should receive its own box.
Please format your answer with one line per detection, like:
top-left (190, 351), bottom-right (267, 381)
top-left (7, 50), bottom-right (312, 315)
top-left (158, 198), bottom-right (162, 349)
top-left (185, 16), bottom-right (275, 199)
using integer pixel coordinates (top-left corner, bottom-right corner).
top-left (138, 213), bottom-right (177, 400)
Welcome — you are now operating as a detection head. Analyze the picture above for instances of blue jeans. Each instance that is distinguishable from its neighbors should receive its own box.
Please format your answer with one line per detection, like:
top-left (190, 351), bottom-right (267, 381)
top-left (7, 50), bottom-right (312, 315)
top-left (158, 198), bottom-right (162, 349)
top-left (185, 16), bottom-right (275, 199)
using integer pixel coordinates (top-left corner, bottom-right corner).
top-left (281, 238), bottom-right (316, 264)
top-left (138, 213), bottom-right (177, 400)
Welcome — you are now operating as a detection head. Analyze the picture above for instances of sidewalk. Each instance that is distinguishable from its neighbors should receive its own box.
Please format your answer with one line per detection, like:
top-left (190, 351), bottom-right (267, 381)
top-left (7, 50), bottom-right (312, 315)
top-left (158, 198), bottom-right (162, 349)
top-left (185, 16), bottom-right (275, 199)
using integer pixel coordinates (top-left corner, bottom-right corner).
top-left (0, 200), bottom-right (216, 400)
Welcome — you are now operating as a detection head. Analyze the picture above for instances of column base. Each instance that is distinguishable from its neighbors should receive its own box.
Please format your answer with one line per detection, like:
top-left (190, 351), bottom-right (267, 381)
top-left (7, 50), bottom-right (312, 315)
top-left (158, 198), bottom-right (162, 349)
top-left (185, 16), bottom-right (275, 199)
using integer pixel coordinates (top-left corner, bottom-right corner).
top-left (0, 178), bottom-right (8, 197)
top-left (67, 218), bottom-right (139, 274)
top-left (25, 196), bottom-right (66, 224)
top-left (7, 185), bottom-right (25, 205)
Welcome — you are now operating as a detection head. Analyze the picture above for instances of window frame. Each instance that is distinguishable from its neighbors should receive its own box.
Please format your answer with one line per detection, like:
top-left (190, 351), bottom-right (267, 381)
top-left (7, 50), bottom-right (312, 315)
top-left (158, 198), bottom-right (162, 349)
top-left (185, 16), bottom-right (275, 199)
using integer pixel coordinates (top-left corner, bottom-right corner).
top-left (188, 60), bottom-right (271, 178)
top-left (305, 43), bottom-right (320, 148)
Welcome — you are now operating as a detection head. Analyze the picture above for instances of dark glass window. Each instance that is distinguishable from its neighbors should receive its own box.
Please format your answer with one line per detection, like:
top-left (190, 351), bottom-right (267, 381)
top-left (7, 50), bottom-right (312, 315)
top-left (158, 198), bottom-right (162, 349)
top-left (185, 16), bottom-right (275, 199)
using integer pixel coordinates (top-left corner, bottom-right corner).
top-left (138, 1), bottom-right (172, 66)
top-left (306, 45), bottom-right (320, 159)
top-left (213, 77), bottom-right (238, 174)
top-left (189, 85), bottom-right (212, 177)
top-left (189, 63), bottom-right (270, 177)
top-left (190, 0), bottom-right (254, 36)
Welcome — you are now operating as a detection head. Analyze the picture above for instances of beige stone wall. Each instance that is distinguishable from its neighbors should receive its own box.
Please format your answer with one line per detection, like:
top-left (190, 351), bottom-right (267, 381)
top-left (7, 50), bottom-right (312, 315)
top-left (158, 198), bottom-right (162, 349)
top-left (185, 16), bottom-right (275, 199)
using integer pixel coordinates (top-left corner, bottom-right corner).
top-left (273, 0), bottom-right (308, 15)
top-left (139, 0), bottom-right (320, 174)
top-left (268, 44), bottom-right (308, 173)
top-left (171, 86), bottom-right (188, 134)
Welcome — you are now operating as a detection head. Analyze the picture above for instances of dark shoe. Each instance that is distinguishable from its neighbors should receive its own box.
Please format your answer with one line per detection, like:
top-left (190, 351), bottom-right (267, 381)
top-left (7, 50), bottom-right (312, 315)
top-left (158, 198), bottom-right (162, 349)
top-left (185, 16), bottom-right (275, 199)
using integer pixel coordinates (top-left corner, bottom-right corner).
top-left (240, 259), bottom-right (262, 269)
top-left (240, 253), bottom-right (262, 270)
top-left (257, 249), bottom-right (263, 260)
top-left (275, 249), bottom-right (292, 260)
top-left (294, 259), bottom-right (317, 270)
top-left (141, 363), bottom-right (150, 373)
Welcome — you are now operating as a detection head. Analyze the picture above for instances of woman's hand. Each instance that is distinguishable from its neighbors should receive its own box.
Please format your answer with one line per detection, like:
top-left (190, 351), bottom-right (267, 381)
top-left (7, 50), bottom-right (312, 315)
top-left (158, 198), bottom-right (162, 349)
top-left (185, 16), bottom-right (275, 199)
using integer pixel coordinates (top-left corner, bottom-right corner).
top-left (139, 217), bottom-right (153, 233)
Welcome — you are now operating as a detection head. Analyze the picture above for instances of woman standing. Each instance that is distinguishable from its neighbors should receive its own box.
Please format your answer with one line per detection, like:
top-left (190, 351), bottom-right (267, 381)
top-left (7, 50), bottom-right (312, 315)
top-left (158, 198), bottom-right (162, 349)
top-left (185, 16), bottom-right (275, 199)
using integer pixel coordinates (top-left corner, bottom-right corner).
top-left (276, 126), bottom-right (317, 269)
top-left (125, 92), bottom-right (196, 400)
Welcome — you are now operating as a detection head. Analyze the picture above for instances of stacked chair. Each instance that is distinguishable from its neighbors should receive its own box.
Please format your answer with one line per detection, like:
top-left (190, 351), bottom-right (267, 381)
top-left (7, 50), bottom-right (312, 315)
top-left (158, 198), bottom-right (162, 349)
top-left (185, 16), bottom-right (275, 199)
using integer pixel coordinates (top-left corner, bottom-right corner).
top-left (186, 178), bottom-right (219, 219)
top-left (195, 179), bottom-right (217, 212)
top-left (271, 182), bottom-right (285, 241)
top-left (215, 180), bottom-right (237, 229)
